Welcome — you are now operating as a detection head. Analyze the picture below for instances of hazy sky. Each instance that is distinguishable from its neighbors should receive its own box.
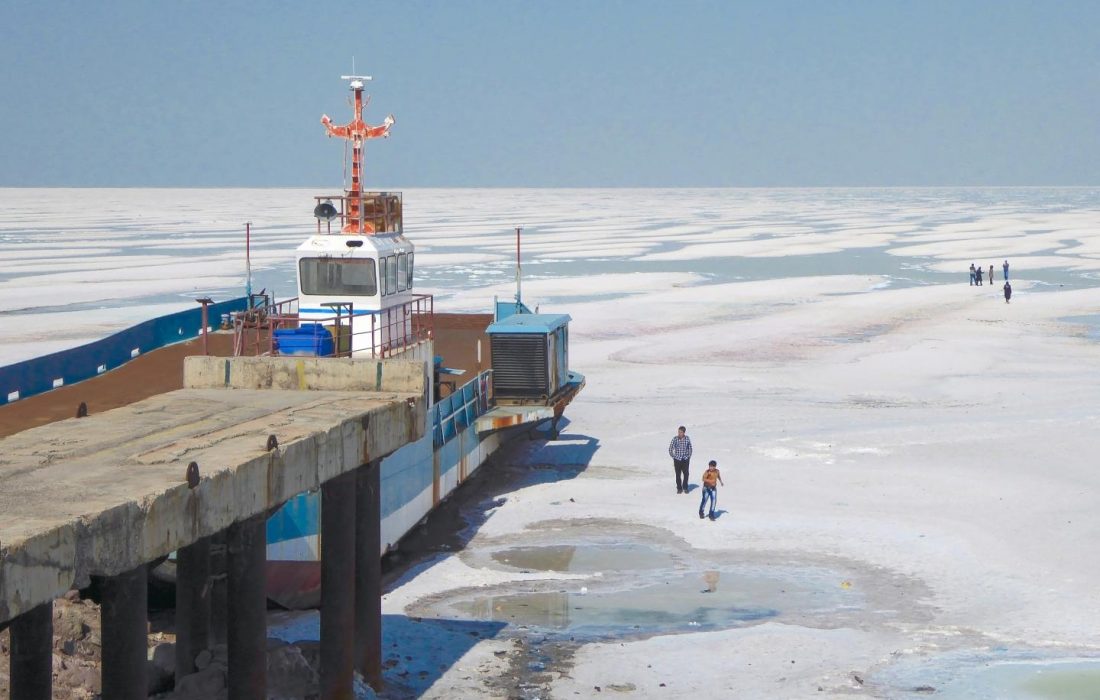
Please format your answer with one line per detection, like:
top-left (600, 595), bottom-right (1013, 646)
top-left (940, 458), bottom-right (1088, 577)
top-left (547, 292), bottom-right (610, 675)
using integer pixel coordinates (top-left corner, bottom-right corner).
top-left (1, 1), bottom-right (1098, 187)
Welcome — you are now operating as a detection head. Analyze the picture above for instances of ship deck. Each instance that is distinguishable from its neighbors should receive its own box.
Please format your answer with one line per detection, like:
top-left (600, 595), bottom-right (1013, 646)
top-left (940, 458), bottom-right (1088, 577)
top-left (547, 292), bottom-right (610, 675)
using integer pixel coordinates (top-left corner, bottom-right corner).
top-left (0, 313), bottom-right (493, 439)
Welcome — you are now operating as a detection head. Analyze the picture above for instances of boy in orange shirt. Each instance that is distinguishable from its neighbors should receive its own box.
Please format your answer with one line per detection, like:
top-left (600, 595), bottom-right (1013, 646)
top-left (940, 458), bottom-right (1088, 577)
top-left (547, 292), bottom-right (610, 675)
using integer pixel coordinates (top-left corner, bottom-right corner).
top-left (699, 460), bottom-right (724, 520)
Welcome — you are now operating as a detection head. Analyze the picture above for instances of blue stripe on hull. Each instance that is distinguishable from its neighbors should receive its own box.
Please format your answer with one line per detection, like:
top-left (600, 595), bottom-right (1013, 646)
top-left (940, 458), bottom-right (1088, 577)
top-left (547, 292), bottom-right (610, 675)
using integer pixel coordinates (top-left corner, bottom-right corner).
top-left (267, 491), bottom-right (320, 544)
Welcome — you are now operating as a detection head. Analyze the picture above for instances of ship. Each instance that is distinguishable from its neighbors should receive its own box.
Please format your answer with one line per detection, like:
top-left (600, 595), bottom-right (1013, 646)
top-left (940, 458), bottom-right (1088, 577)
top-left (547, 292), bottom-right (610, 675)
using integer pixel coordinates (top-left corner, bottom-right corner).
top-left (0, 73), bottom-right (585, 609)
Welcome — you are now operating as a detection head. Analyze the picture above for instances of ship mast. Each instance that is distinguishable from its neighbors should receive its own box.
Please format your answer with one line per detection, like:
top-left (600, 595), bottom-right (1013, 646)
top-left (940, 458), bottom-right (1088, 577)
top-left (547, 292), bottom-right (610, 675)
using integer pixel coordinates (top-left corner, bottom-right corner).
top-left (320, 74), bottom-right (395, 234)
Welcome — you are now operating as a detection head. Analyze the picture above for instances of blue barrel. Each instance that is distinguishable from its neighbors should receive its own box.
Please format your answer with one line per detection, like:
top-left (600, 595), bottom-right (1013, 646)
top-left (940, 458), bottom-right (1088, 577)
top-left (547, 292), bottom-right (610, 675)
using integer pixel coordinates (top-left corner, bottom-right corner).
top-left (273, 324), bottom-right (335, 357)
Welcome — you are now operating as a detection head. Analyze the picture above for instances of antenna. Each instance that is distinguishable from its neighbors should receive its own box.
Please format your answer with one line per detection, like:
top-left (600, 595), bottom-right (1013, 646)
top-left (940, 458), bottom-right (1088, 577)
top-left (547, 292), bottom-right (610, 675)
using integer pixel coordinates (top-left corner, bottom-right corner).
top-left (342, 57), bottom-right (371, 90)
top-left (515, 226), bottom-right (522, 306)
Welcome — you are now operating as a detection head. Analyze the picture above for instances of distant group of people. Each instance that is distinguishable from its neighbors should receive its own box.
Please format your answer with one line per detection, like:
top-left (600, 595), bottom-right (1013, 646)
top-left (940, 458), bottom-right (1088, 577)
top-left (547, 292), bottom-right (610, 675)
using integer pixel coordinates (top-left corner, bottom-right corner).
top-left (668, 426), bottom-right (723, 520)
top-left (970, 259), bottom-right (1012, 303)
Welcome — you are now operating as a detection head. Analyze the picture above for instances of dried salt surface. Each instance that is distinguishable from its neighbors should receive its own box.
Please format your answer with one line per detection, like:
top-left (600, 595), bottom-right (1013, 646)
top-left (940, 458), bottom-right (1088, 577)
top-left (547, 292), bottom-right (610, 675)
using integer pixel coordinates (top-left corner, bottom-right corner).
top-left (552, 624), bottom-right (900, 698)
top-left (415, 251), bottom-right (507, 267)
top-left (5, 187), bottom-right (1100, 696)
top-left (404, 269), bottom-right (1100, 696)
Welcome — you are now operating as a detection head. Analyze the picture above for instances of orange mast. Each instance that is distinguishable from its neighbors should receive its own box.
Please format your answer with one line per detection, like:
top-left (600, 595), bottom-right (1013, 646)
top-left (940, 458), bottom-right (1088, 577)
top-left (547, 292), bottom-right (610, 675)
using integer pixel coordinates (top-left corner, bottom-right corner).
top-left (320, 75), bottom-right (395, 234)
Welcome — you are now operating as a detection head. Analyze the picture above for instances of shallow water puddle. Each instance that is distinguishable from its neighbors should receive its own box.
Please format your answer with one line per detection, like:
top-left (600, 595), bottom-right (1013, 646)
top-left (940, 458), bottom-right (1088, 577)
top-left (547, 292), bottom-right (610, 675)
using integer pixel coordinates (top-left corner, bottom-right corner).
top-left (489, 543), bottom-right (673, 573)
top-left (438, 566), bottom-right (853, 636)
top-left (933, 660), bottom-right (1100, 700)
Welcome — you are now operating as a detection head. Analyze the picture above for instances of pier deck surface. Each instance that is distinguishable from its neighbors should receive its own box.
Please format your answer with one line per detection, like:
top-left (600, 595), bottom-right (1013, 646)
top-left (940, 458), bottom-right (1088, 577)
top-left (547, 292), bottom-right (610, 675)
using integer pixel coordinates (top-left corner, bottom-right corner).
top-left (0, 385), bottom-right (422, 624)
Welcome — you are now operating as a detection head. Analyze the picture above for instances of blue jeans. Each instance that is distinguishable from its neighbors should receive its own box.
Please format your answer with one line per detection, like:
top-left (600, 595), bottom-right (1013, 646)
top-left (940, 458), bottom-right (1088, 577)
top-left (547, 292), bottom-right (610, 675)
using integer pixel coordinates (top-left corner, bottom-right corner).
top-left (699, 486), bottom-right (717, 517)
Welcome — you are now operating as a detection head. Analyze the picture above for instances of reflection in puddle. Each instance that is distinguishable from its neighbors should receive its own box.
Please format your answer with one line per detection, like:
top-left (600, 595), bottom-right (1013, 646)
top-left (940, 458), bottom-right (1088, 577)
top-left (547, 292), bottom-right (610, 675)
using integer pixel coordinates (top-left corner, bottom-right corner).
top-left (442, 567), bottom-right (851, 636)
top-left (703, 570), bottom-right (720, 592)
top-left (489, 544), bottom-right (673, 573)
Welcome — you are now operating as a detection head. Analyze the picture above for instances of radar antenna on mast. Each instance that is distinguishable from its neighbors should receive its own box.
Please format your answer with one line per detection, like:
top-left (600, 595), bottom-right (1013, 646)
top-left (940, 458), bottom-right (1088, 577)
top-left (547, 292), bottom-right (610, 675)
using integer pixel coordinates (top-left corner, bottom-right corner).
top-left (320, 73), bottom-right (395, 234)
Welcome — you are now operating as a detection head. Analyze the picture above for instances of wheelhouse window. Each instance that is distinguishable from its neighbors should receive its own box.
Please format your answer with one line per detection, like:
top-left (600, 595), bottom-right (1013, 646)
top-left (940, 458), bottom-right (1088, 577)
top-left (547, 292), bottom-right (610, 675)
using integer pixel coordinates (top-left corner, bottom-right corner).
top-left (379, 256), bottom-right (389, 295)
top-left (386, 255), bottom-right (397, 295)
top-left (299, 257), bottom-right (377, 296)
top-left (397, 253), bottom-right (407, 292)
top-left (407, 252), bottom-right (414, 290)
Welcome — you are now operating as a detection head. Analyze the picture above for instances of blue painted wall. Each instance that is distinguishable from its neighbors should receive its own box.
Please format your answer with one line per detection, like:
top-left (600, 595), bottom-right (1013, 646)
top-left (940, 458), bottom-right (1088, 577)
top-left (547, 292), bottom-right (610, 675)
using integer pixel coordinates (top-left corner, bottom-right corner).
top-left (1, 297), bottom-right (248, 403)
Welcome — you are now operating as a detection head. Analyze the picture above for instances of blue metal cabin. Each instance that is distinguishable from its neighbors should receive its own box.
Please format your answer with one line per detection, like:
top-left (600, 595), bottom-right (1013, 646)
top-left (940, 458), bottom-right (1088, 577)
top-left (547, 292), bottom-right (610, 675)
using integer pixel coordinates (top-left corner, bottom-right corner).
top-left (487, 311), bottom-right (571, 402)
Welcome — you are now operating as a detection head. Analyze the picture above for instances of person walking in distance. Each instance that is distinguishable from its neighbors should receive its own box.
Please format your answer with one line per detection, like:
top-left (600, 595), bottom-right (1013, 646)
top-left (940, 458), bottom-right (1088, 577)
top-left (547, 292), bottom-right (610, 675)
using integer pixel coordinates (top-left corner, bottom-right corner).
top-left (1004, 280), bottom-right (1012, 303)
top-left (1003, 259), bottom-right (1010, 281)
top-left (669, 426), bottom-right (693, 494)
top-left (969, 263), bottom-right (976, 286)
top-left (989, 264), bottom-right (995, 284)
top-left (699, 460), bottom-right (724, 520)
top-left (976, 265), bottom-right (984, 286)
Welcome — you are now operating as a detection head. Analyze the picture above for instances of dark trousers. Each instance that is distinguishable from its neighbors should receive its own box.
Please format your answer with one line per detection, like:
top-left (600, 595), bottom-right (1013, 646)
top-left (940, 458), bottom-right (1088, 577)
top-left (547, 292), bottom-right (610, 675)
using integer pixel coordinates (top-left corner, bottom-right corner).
top-left (673, 459), bottom-right (690, 491)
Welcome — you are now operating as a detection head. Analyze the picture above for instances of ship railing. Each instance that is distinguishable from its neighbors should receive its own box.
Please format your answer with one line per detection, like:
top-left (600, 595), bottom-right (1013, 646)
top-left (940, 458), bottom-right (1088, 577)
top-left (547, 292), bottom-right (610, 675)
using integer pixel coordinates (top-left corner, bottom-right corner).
top-left (432, 369), bottom-right (493, 449)
top-left (362, 294), bottom-right (434, 359)
top-left (314, 192), bottom-right (402, 235)
top-left (232, 296), bottom-right (300, 357)
top-left (231, 294), bottom-right (434, 360)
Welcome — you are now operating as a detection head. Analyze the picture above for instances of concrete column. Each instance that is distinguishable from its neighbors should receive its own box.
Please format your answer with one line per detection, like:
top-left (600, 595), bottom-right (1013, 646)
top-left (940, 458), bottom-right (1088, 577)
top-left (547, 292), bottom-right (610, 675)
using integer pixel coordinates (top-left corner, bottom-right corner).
top-left (101, 565), bottom-right (148, 700)
top-left (227, 514), bottom-right (267, 700)
top-left (9, 601), bottom-right (53, 700)
top-left (321, 470), bottom-right (356, 699)
top-left (175, 536), bottom-right (211, 682)
top-left (355, 460), bottom-right (383, 690)
top-left (209, 532), bottom-right (228, 645)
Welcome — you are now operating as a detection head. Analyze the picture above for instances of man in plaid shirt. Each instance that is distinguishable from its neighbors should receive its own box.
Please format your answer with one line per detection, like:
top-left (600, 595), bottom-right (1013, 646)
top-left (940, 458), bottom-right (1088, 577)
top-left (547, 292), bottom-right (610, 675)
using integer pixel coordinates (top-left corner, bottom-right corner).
top-left (668, 425), bottom-right (693, 494)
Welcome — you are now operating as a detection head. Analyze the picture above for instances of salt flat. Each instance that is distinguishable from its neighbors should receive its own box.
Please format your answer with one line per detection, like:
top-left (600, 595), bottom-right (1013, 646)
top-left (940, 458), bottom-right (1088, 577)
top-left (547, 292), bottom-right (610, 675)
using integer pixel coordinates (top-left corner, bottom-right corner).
top-left (4, 187), bottom-right (1100, 697)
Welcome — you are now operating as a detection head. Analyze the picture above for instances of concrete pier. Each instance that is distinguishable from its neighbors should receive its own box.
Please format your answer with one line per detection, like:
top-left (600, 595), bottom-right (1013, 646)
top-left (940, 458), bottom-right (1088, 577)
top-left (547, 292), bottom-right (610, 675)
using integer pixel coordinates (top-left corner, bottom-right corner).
top-left (0, 356), bottom-right (427, 698)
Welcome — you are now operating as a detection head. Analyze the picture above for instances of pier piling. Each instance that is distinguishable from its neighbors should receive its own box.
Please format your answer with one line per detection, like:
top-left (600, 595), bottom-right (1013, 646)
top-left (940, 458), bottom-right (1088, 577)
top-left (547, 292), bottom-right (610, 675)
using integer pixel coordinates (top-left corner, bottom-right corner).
top-left (321, 469), bottom-right (357, 699)
top-left (101, 565), bottom-right (148, 700)
top-left (209, 532), bottom-right (228, 645)
top-left (227, 513), bottom-right (267, 700)
top-left (355, 459), bottom-right (383, 690)
top-left (9, 601), bottom-right (53, 700)
top-left (175, 536), bottom-right (211, 681)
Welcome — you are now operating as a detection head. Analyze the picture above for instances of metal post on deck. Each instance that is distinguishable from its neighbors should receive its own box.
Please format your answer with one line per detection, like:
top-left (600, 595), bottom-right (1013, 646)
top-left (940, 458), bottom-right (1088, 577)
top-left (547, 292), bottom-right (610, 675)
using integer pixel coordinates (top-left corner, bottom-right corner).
top-left (355, 460), bottom-right (383, 690)
top-left (322, 302), bottom-right (354, 358)
top-left (321, 470), bottom-right (357, 699)
top-left (9, 601), bottom-right (53, 700)
top-left (196, 297), bottom-right (214, 355)
top-left (227, 513), bottom-right (267, 700)
top-left (101, 565), bottom-right (148, 700)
